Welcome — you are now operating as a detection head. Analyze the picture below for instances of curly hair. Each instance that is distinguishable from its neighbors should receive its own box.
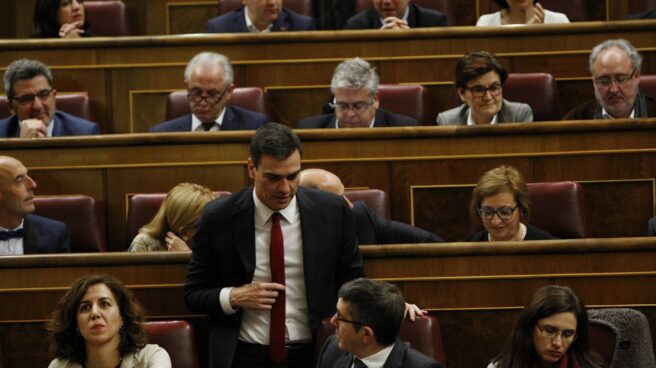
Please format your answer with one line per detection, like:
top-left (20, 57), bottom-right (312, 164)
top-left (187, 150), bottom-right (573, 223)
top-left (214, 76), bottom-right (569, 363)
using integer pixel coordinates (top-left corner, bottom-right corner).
top-left (469, 165), bottom-right (532, 222)
top-left (49, 275), bottom-right (147, 363)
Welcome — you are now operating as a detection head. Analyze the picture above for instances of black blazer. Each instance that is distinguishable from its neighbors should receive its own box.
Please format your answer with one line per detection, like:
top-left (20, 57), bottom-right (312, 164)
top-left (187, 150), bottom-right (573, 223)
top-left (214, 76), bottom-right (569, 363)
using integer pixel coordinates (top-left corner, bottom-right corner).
top-left (345, 4), bottom-right (447, 29)
top-left (462, 223), bottom-right (556, 242)
top-left (352, 201), bottom-right (443, 244)
top-left (184, 187), bottom-right (365, 368)
top-left (297, 109), bottom-right (418, 129)
top-left (206, 7), bottom-right (314, 33)
top-left (23, 214), bottom-right (71, 254)
top-left (317, 335), bottom-right (442, 368)
top-left (0, 110), bottom-right (99, 137)
top-left (149, 105), bottom-right (268, 132)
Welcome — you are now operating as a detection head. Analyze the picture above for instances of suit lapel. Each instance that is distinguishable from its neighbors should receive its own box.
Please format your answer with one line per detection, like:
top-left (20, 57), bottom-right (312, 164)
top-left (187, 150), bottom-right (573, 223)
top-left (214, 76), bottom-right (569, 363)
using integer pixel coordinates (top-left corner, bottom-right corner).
top-left (234, 8), bottom-right (249, 32)
top-left (373, 109), bottom-right (389, 127)
top-left (296, 188), bottom-right (322, 294)
top-left (367, 8), bottom-right (383, 28)
top-left (221, 106), bottom-right (237, 130)
top-left (51, 113), bottom-right (65, 136)
top-left (234, 189), bottom-right (257, 276)
top-left (273, 10), bottom-right (290, 31)
top-left (22, 215), bottom-right (39, 254)
top-left (335, 352), bottom-right (355, 368)
top-left (329, 115), bottom-right (338, 128)
top-left (406, 4), bottom-right (417, 27)
top-left (7, 116), bottom-right (20, 137)
top-left (382, 340), bottom-right (406, 368)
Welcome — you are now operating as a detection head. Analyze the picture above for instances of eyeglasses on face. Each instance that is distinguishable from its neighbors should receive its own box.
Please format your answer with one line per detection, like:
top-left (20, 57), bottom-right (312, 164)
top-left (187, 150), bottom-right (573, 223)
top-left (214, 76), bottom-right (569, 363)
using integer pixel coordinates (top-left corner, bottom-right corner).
top-left (333, 312), bottom-right (364, 327)
top-left (187, 86), bottom-right (229, 104)
top-left (464, 83), bottom-right (502, 97)
top-left (477, 205), bottom-right (518, 221)
top-left (536, 323), bottom-right (577, 342)
top-left (593, 68), bottom-right (638, 89)
top-left (12, 88), bottom-right (54, 105)
top-left (335, 99), bottom-right (374, 114)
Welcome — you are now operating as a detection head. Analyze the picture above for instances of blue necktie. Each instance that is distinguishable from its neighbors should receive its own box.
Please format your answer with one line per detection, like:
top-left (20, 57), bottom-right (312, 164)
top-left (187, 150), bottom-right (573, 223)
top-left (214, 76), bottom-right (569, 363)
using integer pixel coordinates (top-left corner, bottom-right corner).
top-left (0, 229), bottom-right (24, 241)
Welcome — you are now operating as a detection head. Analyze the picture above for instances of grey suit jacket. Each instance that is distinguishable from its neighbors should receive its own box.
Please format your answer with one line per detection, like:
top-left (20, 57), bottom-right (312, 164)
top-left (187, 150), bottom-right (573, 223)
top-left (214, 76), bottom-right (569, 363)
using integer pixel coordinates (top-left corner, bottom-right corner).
top-left (436, 99), bottom-right (533, 126)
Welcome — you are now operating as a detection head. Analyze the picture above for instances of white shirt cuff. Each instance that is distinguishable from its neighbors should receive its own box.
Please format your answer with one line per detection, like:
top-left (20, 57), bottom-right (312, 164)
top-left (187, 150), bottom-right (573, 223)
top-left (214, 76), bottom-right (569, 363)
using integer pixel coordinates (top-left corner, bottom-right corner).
top-left (220, 287), bottom-right (238, 315)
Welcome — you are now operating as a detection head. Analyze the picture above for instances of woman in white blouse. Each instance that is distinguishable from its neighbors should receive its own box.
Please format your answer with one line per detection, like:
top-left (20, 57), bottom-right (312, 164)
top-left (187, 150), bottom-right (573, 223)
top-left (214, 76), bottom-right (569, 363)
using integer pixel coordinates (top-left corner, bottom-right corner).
top-left (477, 0), bottom-right (569, 26)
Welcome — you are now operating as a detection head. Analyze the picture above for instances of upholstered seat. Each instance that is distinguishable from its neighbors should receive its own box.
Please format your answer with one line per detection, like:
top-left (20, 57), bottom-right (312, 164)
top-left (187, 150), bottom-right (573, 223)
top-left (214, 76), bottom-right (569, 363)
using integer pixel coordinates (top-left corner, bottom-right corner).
top-left (503, 73), bottom-right (562, 121)
top-left (378, 84), bottom-right (434, 125)
top-left (143, 320), bottom-right (198, 368)
top-left (165, 87), bottom-right (269, 121)
top-left (0, 93), bottom-right (91, 120)
top-left (84, 1), bottom-right (131, 36)
top-left (218, 0), bottom-right (313, 16)
top-left (316, 315), bottom-right (447, 367)
top-left (33, 195), bottom-right (106, 252)
top-left (638, 75), bottom-right (656, 97)
top-left (355, 0), bottom-right (454, 25)
top-left (345, 189), bottom-right (391, 219)
top-left (489, 0), bottom-right (590, 21)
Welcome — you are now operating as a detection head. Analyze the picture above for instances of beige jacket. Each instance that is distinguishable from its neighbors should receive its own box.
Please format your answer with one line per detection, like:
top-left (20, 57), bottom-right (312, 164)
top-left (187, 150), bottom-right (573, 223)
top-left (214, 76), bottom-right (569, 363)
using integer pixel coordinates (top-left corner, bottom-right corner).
top-left (48, 344), bottom-right (171, 368)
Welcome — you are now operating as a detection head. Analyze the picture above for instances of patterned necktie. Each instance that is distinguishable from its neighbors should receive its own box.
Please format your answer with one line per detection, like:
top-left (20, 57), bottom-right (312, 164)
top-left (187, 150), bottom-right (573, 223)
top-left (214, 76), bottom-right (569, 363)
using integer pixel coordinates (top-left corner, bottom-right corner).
top-left (0, 229), bottom-right (24, 241)
top-left (269, 213), bottom-right (286, 364)
top-left (201, 122), bottom-right (215, 131)
top-left (353, 358), bottom-right (367, 368)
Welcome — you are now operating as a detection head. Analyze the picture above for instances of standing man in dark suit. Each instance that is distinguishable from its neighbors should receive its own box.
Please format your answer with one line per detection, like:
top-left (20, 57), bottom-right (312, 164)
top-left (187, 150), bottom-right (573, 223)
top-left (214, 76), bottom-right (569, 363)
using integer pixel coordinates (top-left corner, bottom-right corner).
top-left (0, 59), bottom-right (100, 138)
top-left (150, 52), bottom-right (268, 132)
top-left (205, 0), bottom-right (314, 33)
top-left (317, 278), bottom-right (442, 368)
top-left (299, 168), bottom-right (443, 244)
top-left (297, 58), bottom-right (418, 129)
top-left (0, 156), bottom-right (70, 255)
top-left (345, 0), bottom-right (447, 30)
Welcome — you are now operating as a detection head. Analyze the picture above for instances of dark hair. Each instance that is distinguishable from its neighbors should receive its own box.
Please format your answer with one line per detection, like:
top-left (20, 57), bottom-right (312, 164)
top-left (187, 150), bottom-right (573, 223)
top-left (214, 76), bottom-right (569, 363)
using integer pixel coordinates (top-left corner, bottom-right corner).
top-left (250, 123), bottom-right (302, 168)
top-left (492, 285), bottom-right (602, 368)
top-left (491, 0), bottom-right (538, 9)
top-left (3, 59), bottom-right (53, 100)
top-left (48, 275), bottom-right (147, 363)
top-left (455, 51), bottom-right (508, 89)
top-left (338, 278), bottom-right (405, 345)
top-left (33, 0), bottom-right (89, 38)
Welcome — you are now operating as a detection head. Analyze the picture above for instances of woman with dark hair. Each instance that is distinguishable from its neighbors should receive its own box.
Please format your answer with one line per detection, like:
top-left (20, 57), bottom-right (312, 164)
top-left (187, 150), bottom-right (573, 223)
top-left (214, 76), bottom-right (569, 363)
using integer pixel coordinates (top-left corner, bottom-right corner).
top-left (488, 285), bottom-right (603, 368)
top-left (33, 0), bottom-right (90, 38)
top-left (437, 51), bottom-right (533, 126)
top-left (463, 165), bottom-right (555, 241)
top-left (48, 275), bottom-right (171, 368)
top-left (477, 0), bottom-right (569, 26)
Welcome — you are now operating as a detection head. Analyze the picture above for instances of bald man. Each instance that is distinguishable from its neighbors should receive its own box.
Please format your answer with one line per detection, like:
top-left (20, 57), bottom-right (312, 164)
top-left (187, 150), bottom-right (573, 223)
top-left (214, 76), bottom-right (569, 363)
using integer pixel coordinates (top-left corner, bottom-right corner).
top-left (299, 168), bottom-right (443, 244)
top-left (0, 156), bottom-right (70, 255)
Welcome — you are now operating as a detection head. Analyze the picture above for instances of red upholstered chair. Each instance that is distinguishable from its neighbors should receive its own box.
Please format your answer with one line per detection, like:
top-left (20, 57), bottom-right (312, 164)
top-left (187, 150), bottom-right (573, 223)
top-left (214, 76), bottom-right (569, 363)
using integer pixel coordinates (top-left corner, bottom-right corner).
top-left (143, 321), bottom-right (198, 368)
top-left (316, 315), bottom-right (447, 367)
top-left (378, 84), bottom-right (434, 125)
top-left (504, 73), bottom-right (562, 121)
top-left (125, 191), bottom-right (230, 245)
top-left (165, 88), bottom-right (269, 121)
top-left (218, 0), bottom-right (313, 16)
top-left (345, 189), bottom-right (391, 219)
top-left (0, 93), bottom-right (92, 120)
top-left (638, 75), bottom-right (656, 97)
top-left (355, 0), bottom-right (455, 25)
top-left (33, 195), bottom-right (107, 252)
top-left (489, 0), bottom-right (590, 22)
top-left (84, 1), bottom-right (131, 36)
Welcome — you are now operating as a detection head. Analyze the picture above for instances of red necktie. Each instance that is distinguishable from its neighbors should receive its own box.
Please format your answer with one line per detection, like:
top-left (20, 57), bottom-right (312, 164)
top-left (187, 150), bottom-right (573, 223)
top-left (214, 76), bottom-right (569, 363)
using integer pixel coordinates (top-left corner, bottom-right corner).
top-left (269, 213), bottom-right (286, 364)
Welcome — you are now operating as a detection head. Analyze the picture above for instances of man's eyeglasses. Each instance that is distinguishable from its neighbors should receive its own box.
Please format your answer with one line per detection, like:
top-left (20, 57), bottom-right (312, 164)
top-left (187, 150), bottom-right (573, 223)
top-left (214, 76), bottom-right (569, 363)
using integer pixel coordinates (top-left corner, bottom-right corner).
top-left (536, 323), bottom-right (577, 342)
top-left (333, 312), bottom-right (364, 327)
top-left (11, 89), bottom-right (54, 105)
top-left (593, 68), bottom-right (638, 89)
top-left (187, 86), bottom-right (229, 104)
top-left (478, 205), bottom-right (518, 221)
top-left (335, 99), bottom-right (374, 114)
top-left (465, 83), bottom-right (502, 97)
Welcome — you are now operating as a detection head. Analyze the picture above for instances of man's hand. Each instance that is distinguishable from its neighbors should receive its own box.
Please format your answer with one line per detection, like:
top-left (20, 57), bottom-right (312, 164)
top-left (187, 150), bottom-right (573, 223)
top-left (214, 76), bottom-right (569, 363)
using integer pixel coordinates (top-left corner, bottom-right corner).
top-left (527, 2), bottom-right (545, 24)
top-left (19, 119), bottom-right (48, 138)
top-left (58, 21), bottom-right (85, 38)
top-left (380, 17), bottom-right (410, 30)
top-left (229, 282), bottom-right (286, 310)
top-left (404, 302), bottom-right (428, 321)
top-left (165, 231), bottom-right (190, 251)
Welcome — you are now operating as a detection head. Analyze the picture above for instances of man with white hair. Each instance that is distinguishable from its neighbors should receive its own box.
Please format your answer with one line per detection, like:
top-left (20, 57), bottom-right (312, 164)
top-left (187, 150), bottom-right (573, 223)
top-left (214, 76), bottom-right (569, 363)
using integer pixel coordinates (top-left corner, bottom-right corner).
top-left (151, 52), bottom-right (268, 132)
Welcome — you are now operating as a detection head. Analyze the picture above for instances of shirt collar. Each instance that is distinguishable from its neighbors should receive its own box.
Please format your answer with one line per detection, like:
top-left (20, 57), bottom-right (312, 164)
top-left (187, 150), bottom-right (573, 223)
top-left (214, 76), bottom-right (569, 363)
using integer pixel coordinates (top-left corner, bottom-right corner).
top-left (357, 343), bottom-right (395, 368)
top-left (467, 108), bottom-right (498, 126)
top-left (378, 6), bottom-right (410, 23)
top-left (601, 106), bottom-right (636, 119)
top-left (0, 219), bottom-right (24, 232)
top-left (191, 108), bottom-right (226, 132)
top-left (244, 8), bottom-right (273, 33)
top-left (252, 188), bottom-right (298, 225)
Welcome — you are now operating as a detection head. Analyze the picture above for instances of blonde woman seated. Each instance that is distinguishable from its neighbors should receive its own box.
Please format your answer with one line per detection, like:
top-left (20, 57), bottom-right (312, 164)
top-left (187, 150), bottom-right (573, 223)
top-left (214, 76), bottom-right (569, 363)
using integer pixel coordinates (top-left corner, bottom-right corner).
top-left (463, 165), bottom-right (556, 241)
top-left (129, 183), bottom-right (215, 252)
top-left (476, 0), bottom-right (569, 26)
top-left (436, 52), bottom-right (533, 126)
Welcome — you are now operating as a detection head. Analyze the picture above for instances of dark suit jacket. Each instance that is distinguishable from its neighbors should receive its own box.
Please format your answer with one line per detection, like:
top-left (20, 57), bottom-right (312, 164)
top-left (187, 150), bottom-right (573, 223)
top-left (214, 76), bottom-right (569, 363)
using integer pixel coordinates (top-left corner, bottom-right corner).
top-left (206, 7), bottom-right (315, 33)
top-left (318, 335), bottom-right (442, 368)
top-left (23, 214), bottom-right (71, 254)
top-left (149, 105), bottom-right (268, 132)
top-left (184, 186), bottom-right (364, 368)
top-left (563, 93), bottom-right (656, 120)
top-left (462, 223), bottom-right (556, 242)
top-left (0, 110), bottom-right (100, 137)
top-left (297, 109), bottom-right (418, 129)
top-left (353, 201), bottom-right (443, 244)
top-left (345, 4), bottom-right (447, 29)
top-left (648, 217), bottom-right (656, 236)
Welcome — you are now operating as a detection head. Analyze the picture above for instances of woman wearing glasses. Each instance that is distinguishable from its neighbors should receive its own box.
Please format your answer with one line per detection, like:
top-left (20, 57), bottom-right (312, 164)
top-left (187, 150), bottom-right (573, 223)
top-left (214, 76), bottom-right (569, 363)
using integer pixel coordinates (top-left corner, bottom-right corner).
top-left (463, 165), bottom-right (555, 241)
top-left (437, 51), bottom-right (533, 126)
top-left (487, 285), bottom-right (602, 368)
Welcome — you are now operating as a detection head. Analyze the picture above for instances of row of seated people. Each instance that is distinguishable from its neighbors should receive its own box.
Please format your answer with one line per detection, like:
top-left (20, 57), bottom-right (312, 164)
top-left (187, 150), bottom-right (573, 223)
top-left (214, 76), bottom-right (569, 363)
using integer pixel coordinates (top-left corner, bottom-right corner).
top-left (29, 0), bottom-right (656, 39)
top-left (1, 38), bottom-right (654, 137)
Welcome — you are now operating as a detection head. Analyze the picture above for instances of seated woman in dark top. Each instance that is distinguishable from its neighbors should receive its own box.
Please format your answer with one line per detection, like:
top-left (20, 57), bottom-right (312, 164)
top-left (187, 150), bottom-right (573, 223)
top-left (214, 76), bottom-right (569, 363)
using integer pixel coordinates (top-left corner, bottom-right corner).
top-left (33, 0), bottom-right (90, 38)
top-left (463, 165), bottom-right (556, 241)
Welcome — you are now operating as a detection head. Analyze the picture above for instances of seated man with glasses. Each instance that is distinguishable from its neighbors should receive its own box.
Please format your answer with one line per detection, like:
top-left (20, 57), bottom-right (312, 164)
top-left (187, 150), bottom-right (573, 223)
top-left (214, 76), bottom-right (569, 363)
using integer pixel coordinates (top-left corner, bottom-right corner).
top-left (565, 39), bottom-right (656, 120)
top-left (297, 57), bottom-right (418, 129)
top-left (317, 278), bottom-right (442, 368)
top-left (463, 165), bottom-right (555, 242)
top-left (150, 52), bottom-right (268, 132)
top-left (437, 51), bottom-right (533, 126)
top-left (0, 59), bottom-right (99, 138)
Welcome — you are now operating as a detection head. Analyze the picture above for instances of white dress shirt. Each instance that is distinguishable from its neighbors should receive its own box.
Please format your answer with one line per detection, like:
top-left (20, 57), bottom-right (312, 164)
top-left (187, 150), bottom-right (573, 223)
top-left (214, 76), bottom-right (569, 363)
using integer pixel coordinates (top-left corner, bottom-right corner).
top-left (191, 108), bottom-right (226, 132)
top-left (0, 220), bottom-right (25, 256)
top-left (244, 8), bottom-right (273, 32)
top-left (467, 109), bottom-right (498, 125)
top-left (354, 344), bottom-right (395, 368)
